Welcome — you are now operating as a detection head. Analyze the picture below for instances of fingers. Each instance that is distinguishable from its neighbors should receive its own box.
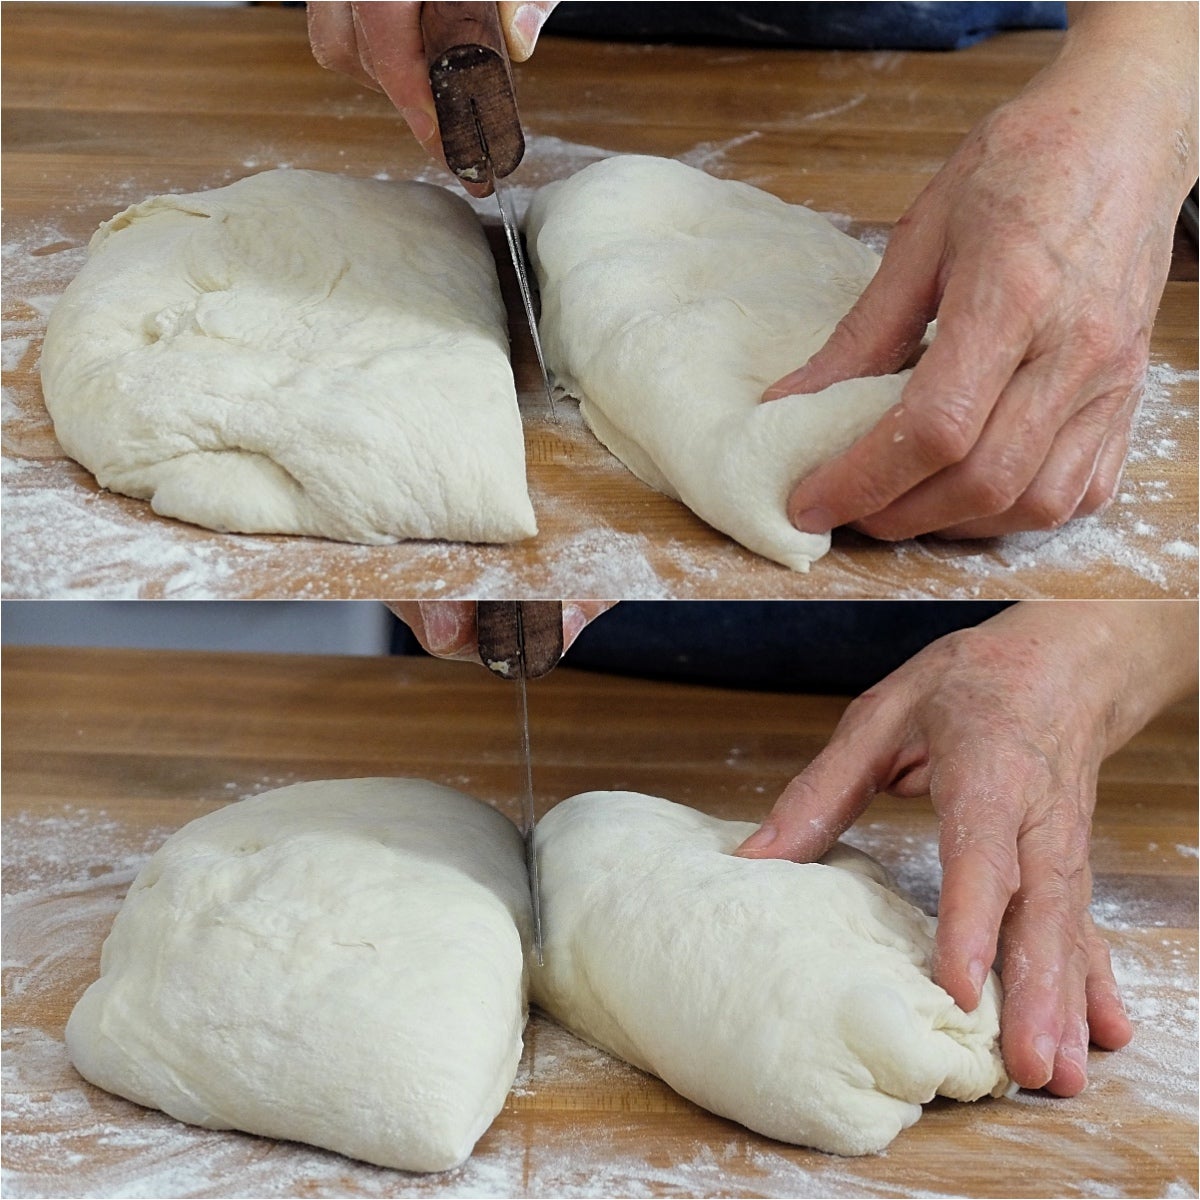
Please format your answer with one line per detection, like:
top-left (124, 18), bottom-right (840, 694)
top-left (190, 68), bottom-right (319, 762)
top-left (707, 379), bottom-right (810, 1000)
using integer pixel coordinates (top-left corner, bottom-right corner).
top-left (782, 272), bottom-right (1031, 537)
top-left (788, 327), bottom-right (1139, 542)
top-left (928, 754), bottom-right (1024, 1013)
top-left (562, 600), bottom-right (618, 654)
top-left (307, 2), bottom-right (382, 91)
top-left (927, 731), bottom-right (1112, 1096)
top-left (928, 388), bottom-right (1134, 541)
top-left (349, 2), bottom-right (441, 155)
top-left (1074, 388), bottom-right (1138, 517)
top-left (386, 601), bottom-right (480, 662)
top-left (498, 1), bottom-right (559, 61)
top-left (386, 601), bottom-right (616, 664)
top-left (850, 346), bottom-right (1115, 541)
top-left (994, 803), bottom-right (1095, 1094)
top-left (763, 214), bottom-right (941, 401)
top-left (1082, 914), bottom-right (1133, 1052)
top-left (735, 689), bottom-right (913, 862)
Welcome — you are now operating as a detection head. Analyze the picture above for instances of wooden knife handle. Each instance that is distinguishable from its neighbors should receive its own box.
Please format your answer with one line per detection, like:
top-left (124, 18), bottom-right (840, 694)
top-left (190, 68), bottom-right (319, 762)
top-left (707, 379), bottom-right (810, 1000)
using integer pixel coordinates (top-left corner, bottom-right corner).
top-left (420, 2), bottom-right (525, 181)
top-left (477, 601), bottom-right (564, 680)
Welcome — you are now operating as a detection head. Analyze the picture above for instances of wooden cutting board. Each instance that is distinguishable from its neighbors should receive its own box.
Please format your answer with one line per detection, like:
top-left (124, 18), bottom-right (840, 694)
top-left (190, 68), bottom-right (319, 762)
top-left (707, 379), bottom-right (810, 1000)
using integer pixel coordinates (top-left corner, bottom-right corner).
top-left (3, 4), bottom-right (1196, 599)
top-left (3, 646), bottom-right (1196, 1198)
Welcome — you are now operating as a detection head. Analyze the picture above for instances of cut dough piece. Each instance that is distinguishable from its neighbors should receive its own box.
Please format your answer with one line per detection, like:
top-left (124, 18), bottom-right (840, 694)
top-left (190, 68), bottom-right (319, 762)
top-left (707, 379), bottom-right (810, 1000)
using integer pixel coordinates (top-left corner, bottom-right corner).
top-left (526, 155), bottom-right (908, 571)
top-left (41, 169), bottom-right (537, 544)
top-left (531, 792), bottom-right (1010, 1156)
top-left (66, 779), bottom-right (531, 1173)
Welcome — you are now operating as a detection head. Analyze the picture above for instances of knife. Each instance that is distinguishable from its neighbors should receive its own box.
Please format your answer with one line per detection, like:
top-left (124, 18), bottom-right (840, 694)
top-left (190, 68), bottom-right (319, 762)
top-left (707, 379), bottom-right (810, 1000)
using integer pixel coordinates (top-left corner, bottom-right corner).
top-left (420, 2), bottom-right (557, 416)
top-left (476, 600), bottom-right (563, 965)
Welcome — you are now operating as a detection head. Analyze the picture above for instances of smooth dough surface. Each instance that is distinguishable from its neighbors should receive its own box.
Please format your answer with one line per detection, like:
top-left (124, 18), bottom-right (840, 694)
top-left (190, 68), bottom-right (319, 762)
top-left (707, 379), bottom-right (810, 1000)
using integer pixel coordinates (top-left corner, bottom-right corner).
top-left (531, 792), bottom-right (1010, 1155)
top-left (66, 779), bottom-right (531, 1173)
top-left (527, 155), bottom-right (910, 571)
top-left (41, 169), bottom-right (537, 544)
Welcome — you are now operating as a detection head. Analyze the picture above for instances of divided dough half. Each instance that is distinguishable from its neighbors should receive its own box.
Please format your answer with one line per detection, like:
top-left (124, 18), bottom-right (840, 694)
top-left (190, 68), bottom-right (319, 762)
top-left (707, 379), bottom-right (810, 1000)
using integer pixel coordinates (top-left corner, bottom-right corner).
top-left (65, 779), bottom-right (531, 1173)
top-left (532, 791), bottom-right (1010, 1156)
top-left (41, 169), bottom-right (537, 544)
top-left (527, 155), bottom-right (909, 571)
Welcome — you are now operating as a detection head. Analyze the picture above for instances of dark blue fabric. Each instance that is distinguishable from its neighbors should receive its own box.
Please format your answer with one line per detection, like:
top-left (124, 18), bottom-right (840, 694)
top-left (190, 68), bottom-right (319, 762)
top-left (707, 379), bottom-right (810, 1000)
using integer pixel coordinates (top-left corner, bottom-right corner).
top-left (543, 3), bottom-right (1066, 51)
top-left (560, 601), bottom-right (1012, 694)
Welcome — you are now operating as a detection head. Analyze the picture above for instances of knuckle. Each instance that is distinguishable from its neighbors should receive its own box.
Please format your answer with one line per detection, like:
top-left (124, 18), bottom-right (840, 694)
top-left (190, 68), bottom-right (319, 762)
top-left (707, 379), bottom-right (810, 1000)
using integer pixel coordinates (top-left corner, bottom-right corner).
top-left (1019, 862), bottom-right (1086, 918)
top-left (1110, 340), bottom-right (1150, 389)
top-left (907, 396), bottom-right (979, 467)
top-left (1078, 469), bottom-right (1121, 516)
top-left (953, 836), bottom-right (1022, 899)
top-left (852, 512), bottom-right (910, 542)
top-left (840, 688), bottom-right (889, 731)
top-left (312, 40), bottom-right (358, 74)
top-left (1015, 475), bottom-right (1088, 529)
top-left (1069, 319), bottom-right (1150, 395)
top-left (960, 465), bottom-right (1025, 518)
top-left (1070, 311), bottom-right (1123, 362)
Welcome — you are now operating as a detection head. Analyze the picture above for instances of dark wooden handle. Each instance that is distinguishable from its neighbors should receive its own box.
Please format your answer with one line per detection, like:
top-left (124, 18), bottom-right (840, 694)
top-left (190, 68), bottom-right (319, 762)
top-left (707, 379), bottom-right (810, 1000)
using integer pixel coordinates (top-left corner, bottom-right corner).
top-left (477, 602), bottom-right (564, 680)
top-left (420, 1), bottom-right (524, 181)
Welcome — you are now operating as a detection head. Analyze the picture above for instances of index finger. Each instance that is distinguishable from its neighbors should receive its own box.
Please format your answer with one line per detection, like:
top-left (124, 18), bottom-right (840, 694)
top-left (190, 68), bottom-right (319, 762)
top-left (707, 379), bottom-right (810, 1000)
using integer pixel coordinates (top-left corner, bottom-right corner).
top-left (350, 2), bottom-right (443, 156)
top-left (785, 280), bottom-right (1031, 536)
top-left (386, 601), bottom-right (479, 660)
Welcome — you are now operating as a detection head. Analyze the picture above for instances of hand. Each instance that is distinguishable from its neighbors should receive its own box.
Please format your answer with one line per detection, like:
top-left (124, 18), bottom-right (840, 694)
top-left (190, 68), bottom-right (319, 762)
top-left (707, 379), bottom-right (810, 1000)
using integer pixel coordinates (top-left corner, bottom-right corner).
top-left (386, 600), bottom-right (614, 665)
top-left (307, 2), bottom-right (558, 195)
top-left (735, 601), bottom-right (1198, 1095)
top-left (770, 4), bottom-right (1198, 540)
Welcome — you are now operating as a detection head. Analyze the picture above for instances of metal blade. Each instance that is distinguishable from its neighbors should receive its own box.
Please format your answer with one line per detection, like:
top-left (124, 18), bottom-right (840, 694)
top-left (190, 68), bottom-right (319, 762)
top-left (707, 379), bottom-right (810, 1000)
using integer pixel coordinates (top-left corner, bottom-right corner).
top-left (493, 172), bottom-right (558, 420)
top-left (467, 101), bottom-right (555, 418)
top-left (513, 606), bottom-right (545, 965)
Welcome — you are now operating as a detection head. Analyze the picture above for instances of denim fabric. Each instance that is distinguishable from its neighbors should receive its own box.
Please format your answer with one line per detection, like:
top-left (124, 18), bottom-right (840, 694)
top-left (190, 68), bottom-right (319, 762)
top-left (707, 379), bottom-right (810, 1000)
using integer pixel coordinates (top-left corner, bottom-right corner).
top-left (561, 601), bottom-right (1013, 694)
top-left (543, 3), bottom-right (1066, 50)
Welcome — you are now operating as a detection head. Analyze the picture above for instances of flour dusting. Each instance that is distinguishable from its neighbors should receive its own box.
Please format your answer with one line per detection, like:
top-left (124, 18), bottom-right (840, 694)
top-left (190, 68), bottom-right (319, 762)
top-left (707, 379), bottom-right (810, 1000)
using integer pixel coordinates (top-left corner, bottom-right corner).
top-left (3, 799), bottom-right (1196, 1199)
top-left (3, 137), bottom-right (1196, 599)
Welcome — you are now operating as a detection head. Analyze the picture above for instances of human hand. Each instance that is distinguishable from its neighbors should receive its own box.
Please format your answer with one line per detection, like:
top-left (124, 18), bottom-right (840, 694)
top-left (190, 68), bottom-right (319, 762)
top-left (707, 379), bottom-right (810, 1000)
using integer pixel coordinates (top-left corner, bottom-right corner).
top-left (770, 5), bottom-right (1198, 540)
top-left (735, 601), bottom-right (1197, 1095)
top-left (386, 600), bottom-right (614, 665)
top-left (307, 2), bottom-right (558, 195)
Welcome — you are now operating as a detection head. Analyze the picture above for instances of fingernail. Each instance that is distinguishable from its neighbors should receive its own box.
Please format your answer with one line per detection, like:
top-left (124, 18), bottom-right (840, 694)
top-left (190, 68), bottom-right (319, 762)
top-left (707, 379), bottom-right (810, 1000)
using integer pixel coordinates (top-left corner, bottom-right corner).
top-left (738, 823), bottom-right (778, 853)
top-left (508, 4), bottom-right (546, 59)
top-left (402, 107), bottom-right (438, 148)
top-left (791, 507), bottom-right (834, 535)
top-left (1064, 1037), bottom-right (1088, 1073)
top-left (1033, 1033), bottom-right (1057, 1076)
top-left (967, 957), bottom-right (988, 999)
top-left (422, 605), bottom-right (458, 655)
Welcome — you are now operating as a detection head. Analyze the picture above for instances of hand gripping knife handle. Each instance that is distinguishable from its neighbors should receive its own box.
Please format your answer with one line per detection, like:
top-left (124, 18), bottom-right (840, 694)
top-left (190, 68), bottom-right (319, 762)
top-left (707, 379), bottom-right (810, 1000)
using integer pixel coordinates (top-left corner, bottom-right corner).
top-left (476, 601), bottom-right (564, 681)
top-left (420, 2), bottom-right (525, 183)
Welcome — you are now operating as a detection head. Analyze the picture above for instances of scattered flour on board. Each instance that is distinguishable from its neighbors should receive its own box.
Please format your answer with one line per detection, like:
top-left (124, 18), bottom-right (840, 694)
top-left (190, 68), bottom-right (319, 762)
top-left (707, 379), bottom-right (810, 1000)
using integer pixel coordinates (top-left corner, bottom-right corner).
top-left (3, 136), bottom-right (1197, 598)
top-left (4, 803), bottom-right (1195, 1198)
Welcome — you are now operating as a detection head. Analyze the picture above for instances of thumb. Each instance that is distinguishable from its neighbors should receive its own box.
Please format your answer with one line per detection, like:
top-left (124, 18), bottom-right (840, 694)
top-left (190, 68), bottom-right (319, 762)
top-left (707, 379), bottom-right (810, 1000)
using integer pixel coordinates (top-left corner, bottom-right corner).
top-left (734, 753), bottom-right (876, 863)
top-left (499, 2), bottom-right (559, 61)
top-left (762, 223), bottom-right (940, 401)
top-left (735, 696), bottom-right (908, 861)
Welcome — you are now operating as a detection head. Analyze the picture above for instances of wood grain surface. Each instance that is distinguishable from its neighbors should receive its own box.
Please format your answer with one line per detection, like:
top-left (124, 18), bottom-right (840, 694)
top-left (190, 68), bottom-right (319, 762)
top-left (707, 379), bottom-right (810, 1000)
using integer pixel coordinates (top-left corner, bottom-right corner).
top-left (3, 3), bottom-right (1196, 599)
top-left (2, 645), bottom-right (1196, 1199)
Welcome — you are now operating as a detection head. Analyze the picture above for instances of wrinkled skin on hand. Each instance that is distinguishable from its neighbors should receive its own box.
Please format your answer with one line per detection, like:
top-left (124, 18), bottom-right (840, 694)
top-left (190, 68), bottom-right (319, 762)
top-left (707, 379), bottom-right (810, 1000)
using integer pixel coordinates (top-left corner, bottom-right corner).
top-left (771, 4), bottom-right (1198, 540)
top-left (737, 601), bottom-right (1197, 1097)
top-left (306, 1), bottom-right (558, 196)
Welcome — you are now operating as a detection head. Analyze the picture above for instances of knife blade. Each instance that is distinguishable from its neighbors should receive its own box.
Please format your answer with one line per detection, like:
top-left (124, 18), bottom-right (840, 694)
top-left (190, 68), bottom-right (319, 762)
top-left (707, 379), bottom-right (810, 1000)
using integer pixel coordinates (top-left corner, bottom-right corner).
top-left (421, 1), bottom-right (557, 418)
top-left (476, 600), bottom-right (563, 965)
